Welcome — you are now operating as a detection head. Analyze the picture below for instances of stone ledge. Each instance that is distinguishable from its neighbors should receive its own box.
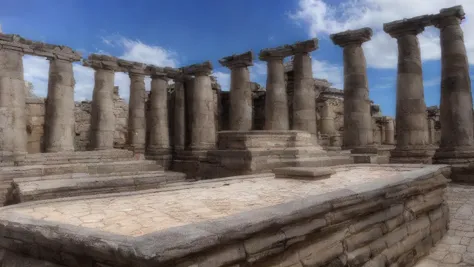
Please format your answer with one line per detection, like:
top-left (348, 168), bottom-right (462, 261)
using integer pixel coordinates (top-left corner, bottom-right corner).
top-left (273, 167), bottom-right (335, 180)
top-left (383, 15), bottom-right (434, 37)
top-left (219, 50), bottom-right (254, 68)
top-left (259, 38), bottom-right (318, 60)
top-left (0, 164), bottom-right (450, 266)
top-left (181, 61), bottom-right (213, 76)
top-left (330, 27), bottom-right (373, 47)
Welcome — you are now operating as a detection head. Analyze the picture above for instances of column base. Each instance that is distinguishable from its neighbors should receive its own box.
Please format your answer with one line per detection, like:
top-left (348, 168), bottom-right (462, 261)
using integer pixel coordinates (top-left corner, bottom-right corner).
top-left (389, 146), bottom-right (436, 164)
top-left (433, 146), bottom-right (474, 165)
top-left (146, 148), bottom-right (172, 169)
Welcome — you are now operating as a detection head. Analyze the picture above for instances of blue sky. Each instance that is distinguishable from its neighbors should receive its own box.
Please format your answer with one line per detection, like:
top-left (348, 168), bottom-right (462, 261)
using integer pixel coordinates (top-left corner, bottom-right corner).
top-left (1, 0), bottom-right (473, 117)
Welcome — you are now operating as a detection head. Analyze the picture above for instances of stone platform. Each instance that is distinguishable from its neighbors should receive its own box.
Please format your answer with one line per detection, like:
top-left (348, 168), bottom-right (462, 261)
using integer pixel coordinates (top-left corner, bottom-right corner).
top-left (0, 164), bottom-right (450, 266)
top-left (173, 130), bottom-right (353, 178)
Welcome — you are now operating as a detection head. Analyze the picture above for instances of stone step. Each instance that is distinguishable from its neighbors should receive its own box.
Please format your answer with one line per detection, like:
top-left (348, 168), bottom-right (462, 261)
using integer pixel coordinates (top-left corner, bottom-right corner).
top-left (17, 150), bottom-right (136, 166)
top-left (0, 160), bottom-right (163, 180)
top-left (12, 170), bottom-right (168, 183)
top-left (5, 171), bottom-right (187, 205)
top-left (266, 155), bottom-right (353, 170)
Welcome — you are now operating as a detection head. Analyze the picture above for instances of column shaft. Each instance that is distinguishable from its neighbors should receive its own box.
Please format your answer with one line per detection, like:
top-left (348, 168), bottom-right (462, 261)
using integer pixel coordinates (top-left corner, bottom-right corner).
top-left (320, 103), bottom-right (336, 135)
top-left (148, 76), bottom-right (170, 153)
top-left (264, 58), bottom-right (289, 130)
top-left (190, 75), bottom-right (216, 150)
top-left (173, 80), bottom-right (186, 151)
top-left (292, 52), bottom-right (317, 135)
top-left (342, 44), bottom-right (373, 149)
top-left (229, 67), bottom-right (252, 131)
top-left (0, 49), bottom-right (26, 157)
top-left (128, 73), bottom-right (146, 153)
top-left (384, 119), bottom-right (395, 145)
top-left (44, 59), bottom-right (75, 152)
top-left (90, 69), bottom-right (115, 150)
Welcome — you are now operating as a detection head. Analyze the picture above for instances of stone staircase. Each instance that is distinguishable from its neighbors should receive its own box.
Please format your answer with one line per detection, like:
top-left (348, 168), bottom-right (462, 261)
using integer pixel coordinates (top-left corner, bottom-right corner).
top-left (0, 150), bottom-right (187, 205)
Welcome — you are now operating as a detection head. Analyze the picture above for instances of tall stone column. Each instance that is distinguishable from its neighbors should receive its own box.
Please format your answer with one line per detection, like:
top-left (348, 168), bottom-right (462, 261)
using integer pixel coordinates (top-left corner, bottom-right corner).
top-left (127, 66), bottom-right (147, 154)
top-left (427, 118), bottom-right (436, 145)
top-left (147, 67), bottom-right (170, 156)
top-left (433, 6), bottom-right (474, 164)
top-left (0, 48), bottom-right (27, 158)
top-left (172, 75), bottom-right (186, 152)
top-left (384, 117), bottom-right (395, 145)
top-left (320, 102), bottom-right (336, 136)
top-left (331, 28), bottom-right (374, 152)
top-left (259, 46), bottom-right (293, 130)
top-left (384, 16), bottom-right (434, 163)
top-left (219, 51), bottom-right (253, 131)
top-left (292, 39), bottom-right (318, 135)
top-left (44, 58), bottom-right (76, 152)
top-left (183, 62), bottom-right (216, 150)
top-left (83, 55), bottom-right (119, 150)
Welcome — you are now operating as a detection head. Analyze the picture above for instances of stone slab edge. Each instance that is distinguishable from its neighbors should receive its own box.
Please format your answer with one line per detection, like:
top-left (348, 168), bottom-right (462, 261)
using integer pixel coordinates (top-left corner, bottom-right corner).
top-left (0, 165), bottom-right (450, 265)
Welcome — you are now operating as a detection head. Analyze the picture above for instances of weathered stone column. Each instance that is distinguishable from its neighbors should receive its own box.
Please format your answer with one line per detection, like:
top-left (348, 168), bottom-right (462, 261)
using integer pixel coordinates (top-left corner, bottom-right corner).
top-left (292, 39), bottom-right (318, 135)
top-left (127, 64), bottom-right (147, 154)
top-left (183, 62), bottom-right (216, 150)
top-left (320, 102), bottom-right (336, 136)
top-left (0, 47), bottom-right (27, 158)
top-left (83, 55), bottom-right (119, 150)
top-left (433, 6), bottom-right (474, 164)
top-left (384, 117), bottom-right (395, 145)
top-left (219, 51), bottom-right (253, 131)
top-left (171, 73), bottom-right (186, 152)
top-left (384, 16), bottom-right (434, 163)
top-left (147, 66), bottom-right (171, 156)
top-left (428, 118), bottom-right (436, 145)
top-left (259, 46), bottom-right (293, 130)
top-left (330, 28), bottom-right (374, 151)
top-left (44, 58), bottom-right (77, 152)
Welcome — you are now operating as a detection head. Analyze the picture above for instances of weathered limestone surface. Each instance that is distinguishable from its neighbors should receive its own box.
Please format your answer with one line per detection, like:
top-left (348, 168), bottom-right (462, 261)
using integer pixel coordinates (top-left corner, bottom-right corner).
top-left (433, 5), bottom-right (474, 165)
top-left (384, 117), bottom-right (395, 145)
top-left (292, 38), bottom-right (318, 135)
top-left (384, 15), bottom-right (434, 164)
top-left (0, 48), bottom-right (27, 158)
top-left (219, 51), bottom-right (253, 131)
top-left (172, 78), bottom-right (186, 151)
top-left (128, 71), bottom-right (147, 153)
top-left (44, 58), bottom-right (76, 152)
top-left (147, 70), bottom-right (170, 155)
top-left (331, 28), bottom-right (374, 150)
top-left (0, 165), bottom-right (449, 266)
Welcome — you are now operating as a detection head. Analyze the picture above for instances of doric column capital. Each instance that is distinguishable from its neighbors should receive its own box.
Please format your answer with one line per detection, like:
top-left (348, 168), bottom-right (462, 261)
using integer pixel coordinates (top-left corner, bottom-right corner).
top-left (292, 38), bottom-right (319, 54)
top-left (219, 51), bottom-right (254, 69)
top-left (117, 59), bottom-right (146, 76)
top-left (83, 54), bottom-right (121, 71)
top-left (182, 61), bottom-right (213, 76)
top-left (330, 28), bottom-right (373, 47)
top-left (383, 15), bottom-right (432, 38)
top-left (432, 5), bottom-right (465, 28)
top-left (259, 45), bottom-right (293, 61)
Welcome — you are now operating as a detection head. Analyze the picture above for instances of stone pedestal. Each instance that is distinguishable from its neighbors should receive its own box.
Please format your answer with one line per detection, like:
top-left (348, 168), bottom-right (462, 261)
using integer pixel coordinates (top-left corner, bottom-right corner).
top-left (219, 51), bottom-right (253, 131)
top-left (331, 28), bottom-right (374, 152)
top-left (0, 49), bottom-right (27, 159)
top-left (384, 16), bottom-right (435, 163)
top-left (432, 6), bottom-right (474, 166)
top-left (128, 72), bottom-right (147, 154)
top-left (44, 59), bottom-right (76, 153)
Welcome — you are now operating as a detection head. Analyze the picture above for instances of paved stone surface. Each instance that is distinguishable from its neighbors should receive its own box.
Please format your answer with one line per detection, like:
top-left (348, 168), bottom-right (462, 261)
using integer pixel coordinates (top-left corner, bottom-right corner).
top-left (416, 183), bottom-right (474, 266)
top-left (10, 166), bottom-right (411, 237)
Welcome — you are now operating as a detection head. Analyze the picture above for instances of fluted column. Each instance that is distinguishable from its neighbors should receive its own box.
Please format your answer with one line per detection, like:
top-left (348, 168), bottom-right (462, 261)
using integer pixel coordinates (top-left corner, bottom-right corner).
top-left (128, 69), bottom-right (147, 153)
top-left (331, 28), bottom-right (374, 152)
top-left (44, 58), bottom-right (76, 152)
top-left (384, 16), bottom-right (434, 163)
top-left (147, 69), bottom-right (170, 155)
top-left (183, 62), bottom-right (216, 150)
top-left (83, 55), bottom-right (119, 150)
top-left (433, 6), bottom-right (474, 164)
top-left (0, 48), bottom-right (27, 158)
top-left (292, 39), bottom-right (318, 135)
top-left (219, 51), bottom-right (253, 131)
top-left (259, 47), bottom-right (293, 131)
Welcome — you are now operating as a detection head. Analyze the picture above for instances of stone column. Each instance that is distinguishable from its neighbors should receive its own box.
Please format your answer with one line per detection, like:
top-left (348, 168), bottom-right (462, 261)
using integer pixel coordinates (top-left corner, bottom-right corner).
top-left (183, 62), bottom-right (216, 150)
top-left (428, 118), bottom-right (436, 145)
top-left (83, 55), bottom-right (119, 150)
top-left (127, 67), bottom-right (147, 154)
top-left (219, 51), bottom-right (253, 131)
top-left (384, 117), bottom-right (395, 145)
top-left (259, 46), bottom-right (293, 130)
top-left (320, 102), bottom-right (336, 136)
top-left (147, 67), bottom-right (170, 155)
top-left (44, 58), bottom-right (76, 152)
top-left (173, 76), bottom-right (186, 151)
top-left (292, 39), bottom-right (318, 135)
top-left (0, 48), bottom-right (27, 158)
top-left (433, 6), bottom-right (474, 164)
top-left (330, 28), bottom-right (374, 152)
top-left (384, 16), bottom-right (434, 163)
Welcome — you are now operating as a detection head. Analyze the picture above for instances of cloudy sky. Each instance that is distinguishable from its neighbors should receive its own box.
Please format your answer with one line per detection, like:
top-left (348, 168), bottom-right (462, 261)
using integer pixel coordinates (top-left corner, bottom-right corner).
top-left (1, 0), bottom-right (473, 116)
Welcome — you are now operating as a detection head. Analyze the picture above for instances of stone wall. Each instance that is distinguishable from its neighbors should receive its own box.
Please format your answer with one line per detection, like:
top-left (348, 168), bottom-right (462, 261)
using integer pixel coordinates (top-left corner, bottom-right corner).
top-left (0, 165), bottom-right (450, 266)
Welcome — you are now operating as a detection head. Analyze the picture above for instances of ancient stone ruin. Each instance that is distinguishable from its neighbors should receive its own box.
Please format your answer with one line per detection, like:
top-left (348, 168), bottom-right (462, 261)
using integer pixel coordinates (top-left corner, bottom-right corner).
top-left (0, 5), bottom-right (470, 267)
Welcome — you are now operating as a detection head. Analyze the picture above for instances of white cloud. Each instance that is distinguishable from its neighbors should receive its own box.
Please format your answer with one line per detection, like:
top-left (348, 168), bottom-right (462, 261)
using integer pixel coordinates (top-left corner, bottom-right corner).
top-left (213, 71), bottom-right (231, 91)
top-left (290, 0), bottom-right (474, 68)
top-left (311, 59), bottom-right (343, 88)
top-left (23, 36), bottom-right (179, 101)
top-left (250, 61), bottom-right (267, 86)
